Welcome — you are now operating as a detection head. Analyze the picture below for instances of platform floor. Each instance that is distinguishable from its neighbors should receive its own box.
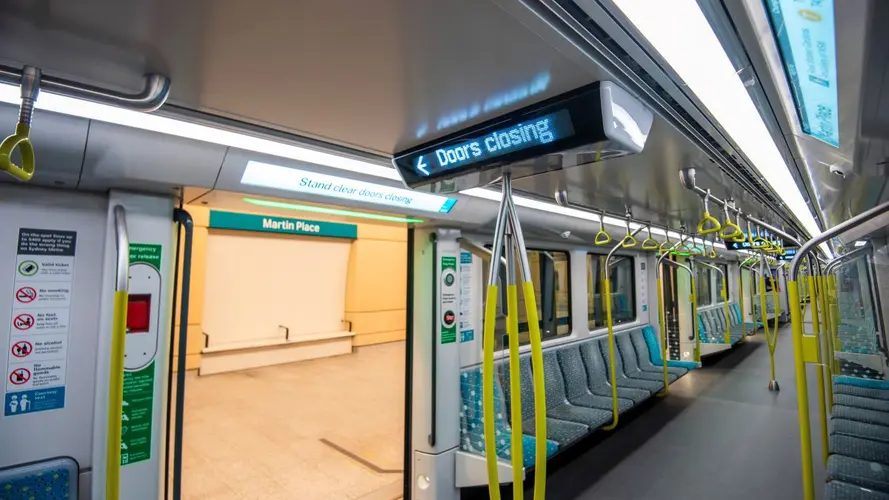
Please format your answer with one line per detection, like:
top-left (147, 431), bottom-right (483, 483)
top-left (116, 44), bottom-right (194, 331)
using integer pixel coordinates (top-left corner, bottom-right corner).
top-left (542, 327), bottom-right (829, 500)
top-left (180, 341), bottom-right (405, 500)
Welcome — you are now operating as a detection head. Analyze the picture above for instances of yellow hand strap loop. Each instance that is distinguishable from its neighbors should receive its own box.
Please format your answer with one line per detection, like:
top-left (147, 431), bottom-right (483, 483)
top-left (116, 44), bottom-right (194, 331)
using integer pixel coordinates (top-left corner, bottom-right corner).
top-left (659, 232), bottom-right (674, 252)
top-left (708, 239), bottom-right (717, 259)
top-left (719, 201), bottom-right (744, 240)
top-left (620, 216), bottom-right (637, 248)
top-left (689, 239), bottom-right (704, 256)
top-left (697, 190), bottom-right (722, 235)
top-left (752, 225), bottom-right (771, 251)
top-left (0, 67), bottom-right (41, 182)
top-left (595, 210), bottom-right (612, 246)
top-left (641, 224), bottom-right (659, 250)
top-left (731, 207), bottom-right (747, 243)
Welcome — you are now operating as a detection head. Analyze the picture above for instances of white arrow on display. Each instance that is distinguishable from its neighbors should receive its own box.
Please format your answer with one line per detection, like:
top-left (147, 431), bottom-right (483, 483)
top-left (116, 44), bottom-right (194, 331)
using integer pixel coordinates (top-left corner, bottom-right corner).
top-left (416, 155), bottom-right (429, 175)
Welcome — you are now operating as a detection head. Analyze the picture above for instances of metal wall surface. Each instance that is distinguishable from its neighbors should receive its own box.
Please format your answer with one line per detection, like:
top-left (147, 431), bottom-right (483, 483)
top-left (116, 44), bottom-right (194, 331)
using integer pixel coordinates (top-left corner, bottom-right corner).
top-left (0, 185), bottom-right (108, 486)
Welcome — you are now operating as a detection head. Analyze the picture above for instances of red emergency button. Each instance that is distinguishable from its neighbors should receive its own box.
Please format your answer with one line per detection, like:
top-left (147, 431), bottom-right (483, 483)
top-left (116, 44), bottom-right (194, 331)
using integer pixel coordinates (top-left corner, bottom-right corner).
top-left (127, 294), bottom-right (151, 333)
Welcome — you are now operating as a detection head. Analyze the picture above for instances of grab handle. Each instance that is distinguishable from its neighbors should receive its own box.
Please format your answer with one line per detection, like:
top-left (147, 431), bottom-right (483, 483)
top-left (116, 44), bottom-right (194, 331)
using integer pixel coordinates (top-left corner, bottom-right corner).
top-left (697, 190), bottom-right (722, 235)
top-left (641, 225), bottom-right (659, 250)
top-left (595, 210), bottom-right (612, 246)
top-left (719, 202), bottom-right (743, 240)
top-left (0, 66), bottom-right (40, 182)
top-left (106, 205), bottom-right (129, 500)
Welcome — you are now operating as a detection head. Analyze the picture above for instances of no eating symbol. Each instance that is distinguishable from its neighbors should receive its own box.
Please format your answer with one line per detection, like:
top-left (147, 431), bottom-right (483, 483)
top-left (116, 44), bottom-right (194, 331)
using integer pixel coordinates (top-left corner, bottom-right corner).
top-left (11, 341), bottom-right (32, 358)
top-left (9, 367), bottom-right (30, 385)
top-left (15, 286), bottom-right (37, 304)
top-left (13, 313), bottom-right (34, 331)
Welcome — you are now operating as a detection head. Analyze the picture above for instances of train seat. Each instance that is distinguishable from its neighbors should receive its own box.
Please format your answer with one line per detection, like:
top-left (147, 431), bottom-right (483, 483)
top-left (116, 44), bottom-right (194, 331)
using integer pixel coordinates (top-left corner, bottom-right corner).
top-left (632, 327), bottom-right (689, 377)
top-left (827, 454), bottom-right (889, 493)
top-left (579, 338), bottom-right (651, 404)
top-left (830, 435), bottom-right (889, 464)
top-left (615, 333), bottom-right (678, 382)
top-left (831, 419), bottom-right (889, 444)
top-left (459, 366), bottom-right (560, 467)
top-left (556, 346), bottom-right (635, 414)
top-left (836, 385), bottom-right (889, 402)
top-left (836, 395), bottom-right (889, 413)
top-left (539, 354), bottom-right (615, 428)
top-left (595, 338), bottom-right (665, 393)
top-left (835, 406), bottom-right (889, 427)
top-left (825, 480), bottom-right (889, 499)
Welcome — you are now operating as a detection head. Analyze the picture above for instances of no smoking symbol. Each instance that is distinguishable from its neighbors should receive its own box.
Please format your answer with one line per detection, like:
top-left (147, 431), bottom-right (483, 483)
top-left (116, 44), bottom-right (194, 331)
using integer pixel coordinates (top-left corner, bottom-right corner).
top-left (9, 367), bottom-right (30, 385)
top-left (11, 341), bottom-right (32, 358)
top-left (15, 286), bottom-right (36, 304)
top-left (13, 313), bottom-right (34, 331)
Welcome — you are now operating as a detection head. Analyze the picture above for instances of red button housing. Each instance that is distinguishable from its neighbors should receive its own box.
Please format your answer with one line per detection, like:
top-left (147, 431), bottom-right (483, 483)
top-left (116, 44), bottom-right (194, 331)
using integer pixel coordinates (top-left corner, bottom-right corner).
top-left (127, 294), bottom-right (151, 333)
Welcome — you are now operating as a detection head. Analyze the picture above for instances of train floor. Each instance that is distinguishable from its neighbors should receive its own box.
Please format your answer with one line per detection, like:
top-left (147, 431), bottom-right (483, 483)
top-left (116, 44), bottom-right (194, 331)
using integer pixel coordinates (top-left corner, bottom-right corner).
top-left (540, 325), bottom-right (828, 500)
top-left (179, 341), bottom-right (405, 500)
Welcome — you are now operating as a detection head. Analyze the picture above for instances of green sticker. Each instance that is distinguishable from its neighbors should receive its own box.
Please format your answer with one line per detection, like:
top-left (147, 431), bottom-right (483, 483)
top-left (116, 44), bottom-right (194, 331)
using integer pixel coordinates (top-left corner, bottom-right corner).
top-left (130, 243), bottom-right (162, 270)
top-left (208, 210), bottom-right (358, 239)
top-left (121, 361), bottom-right (155, 466)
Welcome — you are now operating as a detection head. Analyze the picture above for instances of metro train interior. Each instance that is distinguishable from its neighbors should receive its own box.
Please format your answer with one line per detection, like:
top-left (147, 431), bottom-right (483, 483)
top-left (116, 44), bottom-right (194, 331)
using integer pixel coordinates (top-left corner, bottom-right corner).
top-left (1, 1), bottom-right (888, 499)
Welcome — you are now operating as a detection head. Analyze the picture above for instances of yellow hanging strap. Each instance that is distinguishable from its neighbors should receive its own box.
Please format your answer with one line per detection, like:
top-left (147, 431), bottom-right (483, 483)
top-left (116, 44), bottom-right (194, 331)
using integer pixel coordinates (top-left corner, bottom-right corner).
top-left (595, 210), bottom-right (612, 246)
top-left (808, 272), bottom-right (829, 466)
top-left (659, 233), bottom-right (674, 253)
top-left (0, 67), bottom-right (41, 182)
top-left (788, 279), bottom-right (817, 500)
top-left (602, 277), bottom-right (620, 430)
top-left (642, 225), bottom-right (659, 251)
top-left (697, 189), bottom-right (722, 235)
top-left (752, 225), bottom-right (771, 251)
top-left (719, 201), bottom-right (744, 241)
top-left (620, 216), bottom-right (637, 248)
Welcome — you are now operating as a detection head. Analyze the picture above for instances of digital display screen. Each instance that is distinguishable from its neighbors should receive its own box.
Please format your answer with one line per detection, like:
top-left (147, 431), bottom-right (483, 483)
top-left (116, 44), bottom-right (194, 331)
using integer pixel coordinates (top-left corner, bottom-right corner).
top-left (410, 110), bottom-right (575, 178)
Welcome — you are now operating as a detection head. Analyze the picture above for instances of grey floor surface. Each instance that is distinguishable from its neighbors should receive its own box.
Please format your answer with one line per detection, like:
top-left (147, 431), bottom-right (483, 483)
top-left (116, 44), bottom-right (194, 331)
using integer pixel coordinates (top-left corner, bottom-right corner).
top-left (540, 326), bottom-right (828, 500)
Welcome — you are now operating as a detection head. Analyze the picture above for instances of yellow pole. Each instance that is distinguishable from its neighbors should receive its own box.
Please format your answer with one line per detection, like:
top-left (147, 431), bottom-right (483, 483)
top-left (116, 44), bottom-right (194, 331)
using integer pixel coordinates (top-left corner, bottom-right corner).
top-left (481, 286), bottom-right (501, 500)
top-left (522, 281), bottom-right (548, 500)
top-left (105, 290), bottom-right (129, 500)
top-left (690, 276), bottom-right (700, 362)
top-left (738, 269), bottom-right (747, 338)
top-left (602, 278), bottom-right (620, 430)
top-left (788, 280), bottom-right (816, 500)
top-left (656, 277), bottom-right (669, 395)
top-left (722, 276), bottom-right (730, 344)
top-left (506, 284), bottom-right (523, 498)
top-left (817, 275), bottom-right (834, 406)
top-left (760, 276), bottom-right (777, 383)
top-left (808, 274), bottom-right (829, 466)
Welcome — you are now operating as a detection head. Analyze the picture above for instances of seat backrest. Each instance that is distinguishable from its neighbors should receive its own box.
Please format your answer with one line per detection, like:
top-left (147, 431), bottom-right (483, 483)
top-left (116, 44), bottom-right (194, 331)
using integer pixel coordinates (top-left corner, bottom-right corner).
top-left (630, 329), bottom-right (655, 368)
top-left (616, 331), bottom-right (642, 374)
top-left (542, 350), bottom-right (569, 409)
top-left (716, 309), bottom-right (728, 330)
top-left (699, 311), bottom-right (713, 340)
top-left (558, 346), bottom-right (591, 400)
top-left (707, 310), bottom-right (723, 335)
top-left (597, 337), bottom-right (627, 377)
top-left (732, 303), bottom-right (743, 323)
top-left (460, 367), bottom-right (512, 456)
top-left (580, 340), bottom-right (609, 387)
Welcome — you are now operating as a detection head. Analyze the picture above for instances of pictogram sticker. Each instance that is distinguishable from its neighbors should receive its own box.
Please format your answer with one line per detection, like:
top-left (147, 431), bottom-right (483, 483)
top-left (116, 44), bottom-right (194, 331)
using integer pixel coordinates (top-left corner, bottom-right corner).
top-left (9, 368), bottom-right (31, 385)
top-left (11, 341), bottom-right (32, 358)
top-left (15, 286), bottom-right (37, 304)
top-left (13, 313), bottom-right (34, 331)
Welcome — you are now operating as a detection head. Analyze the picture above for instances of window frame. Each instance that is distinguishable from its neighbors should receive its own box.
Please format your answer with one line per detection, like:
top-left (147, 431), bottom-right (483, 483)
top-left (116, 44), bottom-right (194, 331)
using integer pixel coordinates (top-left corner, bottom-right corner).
top-left (586, 252), bottom-right (637, 331)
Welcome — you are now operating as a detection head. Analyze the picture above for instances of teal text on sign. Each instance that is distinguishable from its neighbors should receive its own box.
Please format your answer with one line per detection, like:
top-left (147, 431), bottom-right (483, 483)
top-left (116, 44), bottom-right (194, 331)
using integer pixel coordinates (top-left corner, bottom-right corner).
top-left (209, 210), bottom-right (358, 239)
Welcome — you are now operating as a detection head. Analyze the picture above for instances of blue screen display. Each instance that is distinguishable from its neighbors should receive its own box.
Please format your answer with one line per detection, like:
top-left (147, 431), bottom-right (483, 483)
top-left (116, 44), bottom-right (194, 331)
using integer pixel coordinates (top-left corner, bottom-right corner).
top-left (765, 0), bottom-right (839, 147)
top-left (412, 109), bottom-right (575, 176)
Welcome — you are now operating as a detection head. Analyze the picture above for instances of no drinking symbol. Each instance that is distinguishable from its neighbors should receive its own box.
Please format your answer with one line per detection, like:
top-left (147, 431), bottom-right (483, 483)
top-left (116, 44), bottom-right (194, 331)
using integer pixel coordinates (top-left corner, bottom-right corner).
top-left (11, 340), bottom-right (32, 358)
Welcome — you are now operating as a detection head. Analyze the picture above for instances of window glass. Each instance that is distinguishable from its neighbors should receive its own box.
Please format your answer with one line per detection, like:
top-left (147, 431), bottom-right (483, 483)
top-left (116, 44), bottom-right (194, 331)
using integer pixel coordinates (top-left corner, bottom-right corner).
top-left (587, 254), bottom-right (636, 329)
top-left (715, 264), bottom-right (728, 302)
top-left (695, 265), bottom-right (712, 306)
top-left (481, 249), bottom-right (571, 348)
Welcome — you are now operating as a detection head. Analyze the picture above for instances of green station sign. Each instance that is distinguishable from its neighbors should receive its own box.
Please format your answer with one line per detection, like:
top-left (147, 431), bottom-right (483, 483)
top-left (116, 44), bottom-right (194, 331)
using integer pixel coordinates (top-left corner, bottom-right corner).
top-left (209, 210), bottom-right (358, 239)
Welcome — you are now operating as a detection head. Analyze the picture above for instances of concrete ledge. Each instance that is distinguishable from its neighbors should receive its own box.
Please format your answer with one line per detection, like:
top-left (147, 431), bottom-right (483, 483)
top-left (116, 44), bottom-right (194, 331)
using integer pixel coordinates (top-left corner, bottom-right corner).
top-left (199, 331), bottom-right (354, 375)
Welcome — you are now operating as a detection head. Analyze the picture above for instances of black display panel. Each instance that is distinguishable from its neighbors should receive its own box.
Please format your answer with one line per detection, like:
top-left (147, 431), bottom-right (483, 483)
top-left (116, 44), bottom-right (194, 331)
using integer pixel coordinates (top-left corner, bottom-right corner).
top-left (392, 82), bottom-right (649, 192)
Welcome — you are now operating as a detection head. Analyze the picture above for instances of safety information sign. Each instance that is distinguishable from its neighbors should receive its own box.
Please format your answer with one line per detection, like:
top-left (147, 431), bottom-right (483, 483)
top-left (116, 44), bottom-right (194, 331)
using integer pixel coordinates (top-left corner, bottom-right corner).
top-left (121, 361), bottom-right (156, 465)
top-left (440, 255), bottom-right (458, 344)
top-left (459, 251), bottom-right (474, 342)
top-left (4, 228), bottom-right (76, 417)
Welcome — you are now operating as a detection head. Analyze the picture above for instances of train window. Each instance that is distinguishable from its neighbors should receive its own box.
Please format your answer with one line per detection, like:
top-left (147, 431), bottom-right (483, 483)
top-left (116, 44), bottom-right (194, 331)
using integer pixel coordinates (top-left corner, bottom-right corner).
top-left (587, 254), bottom-right (636, 330)
top-left (481, 249), bottom-right (571, 348)
top-left (714, 264), bottom-right (728, 302)
top-left (696, 266), bottom-right (712, 306)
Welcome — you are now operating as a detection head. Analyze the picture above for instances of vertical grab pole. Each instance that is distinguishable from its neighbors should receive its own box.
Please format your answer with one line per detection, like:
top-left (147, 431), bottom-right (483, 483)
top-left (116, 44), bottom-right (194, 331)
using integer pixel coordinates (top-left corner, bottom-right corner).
top-left (106, 205), bottom-right (130, 500)
top-left (739, 266), bottom-right (747, 337)
top-left (655, 241), bottom-right (680, 395)
top-left (482, 186), bottom-right (509, 500)
top-left (503, 211), bottom-right (524, 499)
top-left (504, 177), bottom-right (547, 500)
top-left (171, 209), bottom-right (193, 500)
top-left (760, 258), bottom-right (778, 389)
top-left (807, 263), bottom-right (829, 466)
top-left (689, 258), bottom-right (700, 363)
